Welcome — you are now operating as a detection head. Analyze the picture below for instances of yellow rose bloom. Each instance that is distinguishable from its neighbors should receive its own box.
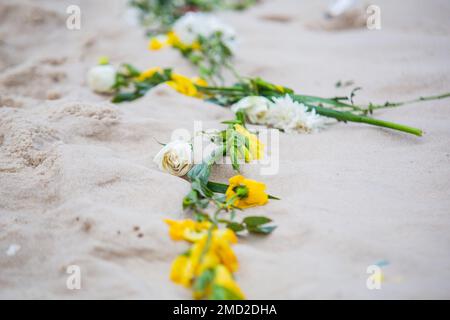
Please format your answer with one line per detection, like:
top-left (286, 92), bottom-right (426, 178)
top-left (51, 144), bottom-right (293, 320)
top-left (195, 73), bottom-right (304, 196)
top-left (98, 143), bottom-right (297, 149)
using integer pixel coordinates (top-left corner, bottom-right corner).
top-left (191, 77), bottom-right (208, 88)
top-left (225, 175), bottom-right (269, 209)
top-left (212, 229), bottom-right (239, 273)
top-left (164, 219), bottom-right (211, 242)
top-left (191, 41), bottom-right (201, 51)
top-left (234, 124), bottom-right (264, 161)
top-left (167, 31), bottom-right (188, 50)
top-left (136, 67), bottom-right (162, 82)
top-left (212, 265), bottom-right (245, 300)
top-left (167, 73), bottom-right (199, 97)
top-left (149, 37), bottom-right (166, 51)
top-left (170, 254), bottom-right (194, 287)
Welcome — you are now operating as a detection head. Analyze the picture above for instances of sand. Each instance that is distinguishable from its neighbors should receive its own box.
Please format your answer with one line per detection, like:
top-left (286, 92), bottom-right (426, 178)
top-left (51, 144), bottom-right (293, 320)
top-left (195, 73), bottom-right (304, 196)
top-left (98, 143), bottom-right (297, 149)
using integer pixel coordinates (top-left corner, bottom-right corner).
top-left (0, 0), bottom-right (449, 299)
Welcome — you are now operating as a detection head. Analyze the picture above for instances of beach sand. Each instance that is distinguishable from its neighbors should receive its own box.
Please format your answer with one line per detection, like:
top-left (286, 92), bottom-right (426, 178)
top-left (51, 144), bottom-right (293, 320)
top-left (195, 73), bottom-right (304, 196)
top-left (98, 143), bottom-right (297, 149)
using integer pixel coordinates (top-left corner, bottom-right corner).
top-left (0, 0), bottom-right (449, 299)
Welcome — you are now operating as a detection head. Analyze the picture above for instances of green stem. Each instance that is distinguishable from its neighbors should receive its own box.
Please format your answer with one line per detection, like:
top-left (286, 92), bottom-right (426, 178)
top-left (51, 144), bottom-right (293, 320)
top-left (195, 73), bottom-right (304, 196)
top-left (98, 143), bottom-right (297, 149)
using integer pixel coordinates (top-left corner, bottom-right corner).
top-left (367, 92), bottom-right (450, 111)
top-left (291, 95), bottom-right (423, 136)
top-left (197, 86), bottom-right (247, 93)
top-left (295, 94), bottom-right (365, 112)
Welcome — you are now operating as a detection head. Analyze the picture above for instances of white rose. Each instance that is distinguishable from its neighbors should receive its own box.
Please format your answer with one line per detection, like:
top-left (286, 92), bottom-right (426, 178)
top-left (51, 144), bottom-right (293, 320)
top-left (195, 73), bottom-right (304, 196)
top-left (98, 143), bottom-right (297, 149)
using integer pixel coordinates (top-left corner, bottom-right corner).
top-left (87, 65), bottom-right (116, 93)
top-left (231, 96), bottom-right (272, 124)
top-left (153, 140), bottom-right (193, 177)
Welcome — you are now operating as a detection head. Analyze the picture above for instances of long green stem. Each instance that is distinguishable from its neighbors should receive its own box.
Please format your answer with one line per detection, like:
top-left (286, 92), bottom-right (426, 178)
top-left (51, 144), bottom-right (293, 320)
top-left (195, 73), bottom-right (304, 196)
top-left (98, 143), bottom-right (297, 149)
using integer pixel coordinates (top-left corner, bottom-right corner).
top-left (292, 96), bottom-right (423, 136)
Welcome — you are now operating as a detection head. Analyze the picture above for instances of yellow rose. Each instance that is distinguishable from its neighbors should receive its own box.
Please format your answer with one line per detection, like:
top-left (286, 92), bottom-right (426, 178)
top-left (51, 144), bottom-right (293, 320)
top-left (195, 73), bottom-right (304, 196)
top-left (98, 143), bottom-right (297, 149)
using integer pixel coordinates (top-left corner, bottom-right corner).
top-left (225, 175), bottom-right (269, 209)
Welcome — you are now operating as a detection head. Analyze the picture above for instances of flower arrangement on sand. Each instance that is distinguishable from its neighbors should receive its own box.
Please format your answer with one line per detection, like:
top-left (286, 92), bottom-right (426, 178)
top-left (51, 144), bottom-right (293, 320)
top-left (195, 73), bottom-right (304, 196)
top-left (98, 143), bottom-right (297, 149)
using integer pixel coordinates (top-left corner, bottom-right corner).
top-left (87, 54), bottom-right (450, 299)
top-left (87, 4), bottom-right (450, 299)
top-left (88, 59), bottom-right (450, 136)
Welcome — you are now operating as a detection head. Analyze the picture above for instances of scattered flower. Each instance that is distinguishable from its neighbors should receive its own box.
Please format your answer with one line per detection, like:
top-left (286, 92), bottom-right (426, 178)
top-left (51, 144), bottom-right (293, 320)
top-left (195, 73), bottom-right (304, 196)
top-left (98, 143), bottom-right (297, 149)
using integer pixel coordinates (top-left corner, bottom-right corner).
top-left (165, 218), bottom-right (242, 299)
top-left (231, 96), bottom-right (272, 124)
top-left (267, 95), bottom-right (328, 133)
top-left (6, 244), bottom-right (21, 256)
top-left (164, 219), bottom-right (212, 242)
top-left (87, 64), bottom-right (117, 93)
top-left (148, 35), bottom-right (167, 50)
top-left (166, 73), bottom-right (202, 98)
top-left (225, 175), bottom-right (268, 209)
top-left (154, 140), bottom-right (193, 176)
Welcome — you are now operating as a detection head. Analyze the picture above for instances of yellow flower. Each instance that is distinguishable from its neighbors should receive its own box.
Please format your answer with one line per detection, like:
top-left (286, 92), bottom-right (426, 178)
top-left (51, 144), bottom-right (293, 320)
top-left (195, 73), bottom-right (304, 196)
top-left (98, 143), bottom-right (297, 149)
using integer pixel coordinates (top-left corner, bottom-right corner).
top-left (234, 124), bottom-right (264, 161)
top-left (225, 175), bottom-right (268, 209)
top-left (170, 254), bottom-right (194, 287)
top-left (211, 265), bottom-right (245, 300)
top-left (164, 219), bottom-right (211, 242)
top-left (167, 73), bottom-right (200, 97)
top-left (167, 31), bottom-right (188, 50)
top-left (191, 77), bottom-right (208, 87)
top-left (191, 41), bottom-right (201, 51)
top-left (212, 229), bottom-right (238, 272)
top-left (167, 31), bottom-right (180, 45)
top-left (136, 67), bottom-right (162, 82)
top-left (166, 220), bottom-right (240, 294)
top-left (148, 37), bottom-right (165, 51)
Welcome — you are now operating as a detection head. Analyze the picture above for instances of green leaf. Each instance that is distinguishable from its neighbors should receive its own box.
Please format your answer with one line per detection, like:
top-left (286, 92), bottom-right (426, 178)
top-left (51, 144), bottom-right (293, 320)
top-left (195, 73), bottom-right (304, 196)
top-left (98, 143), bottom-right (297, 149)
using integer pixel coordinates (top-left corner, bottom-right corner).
top-left (122, 63), bottom-right (141, 77)
top-left (112, 92), bottom-right (143, 103)
top-left (207, 181), bottom-right (228, 194)
top-left (210, 284), bottom-right (243, 300)
top-left (226, 222), bottom-right (245, 233)
top-left (243, 216), bottom-right (272, 227)
top-left (193, 269), bottom-right (215, 296)
top-left (248, 225), bottom-right (277, 235)
top-left (187, 163), bottom-right (211, 185)
top-left (191, 178), bottom-right (213, 198)
top-left (183, 189), bottom-right (199, 210)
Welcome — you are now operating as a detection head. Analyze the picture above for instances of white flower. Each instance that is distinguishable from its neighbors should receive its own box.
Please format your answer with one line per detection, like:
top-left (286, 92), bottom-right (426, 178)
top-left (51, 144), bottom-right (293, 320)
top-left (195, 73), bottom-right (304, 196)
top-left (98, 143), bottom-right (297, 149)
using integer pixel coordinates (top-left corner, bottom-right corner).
top-left (87, 64), bottom-right (116, 93)
top-left (266, 95), bottom-right (328, 133)
top-left (231, 96), bottom-right (272, 124)
top-left (153, 140), bottom-right (193, 177)
top-left (6, 244), bottom-right (21, 256)
top-left (173, 12), bottom-right (236, 49)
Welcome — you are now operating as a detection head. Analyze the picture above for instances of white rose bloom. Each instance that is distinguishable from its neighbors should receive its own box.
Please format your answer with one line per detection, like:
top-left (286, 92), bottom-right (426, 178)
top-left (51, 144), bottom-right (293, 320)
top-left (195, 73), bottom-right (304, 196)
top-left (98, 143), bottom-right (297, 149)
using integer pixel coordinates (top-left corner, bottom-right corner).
top-left (87, 65), bottom-right (116, 93)
top-left (153, 140), bottom-right (193, 177)
top-left (231, 96), bottom-right (272, 124)
top-left (267, 95), bottom-right (328, 133)
top-left (173, 12), bottom-right (236, 49)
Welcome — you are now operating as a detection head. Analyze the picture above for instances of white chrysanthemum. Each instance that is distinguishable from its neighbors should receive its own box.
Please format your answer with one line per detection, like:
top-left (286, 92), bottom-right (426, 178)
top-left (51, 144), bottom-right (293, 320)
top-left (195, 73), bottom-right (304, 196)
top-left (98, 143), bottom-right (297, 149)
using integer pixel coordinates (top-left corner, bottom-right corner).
top-left (231, 96), bottom-right (272, 124)
top-left (266, 95), bottom-right (328, 133)
top-left (87, 65), bottom-right (116, 93)
top-left (153, 140), bottom-right (193, 177)
top-left (173, 12), bottom-right (236, 48)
